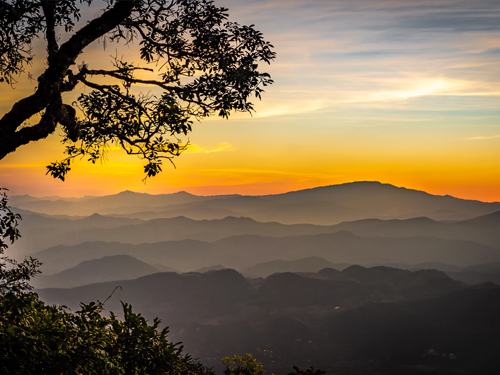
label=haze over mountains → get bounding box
[30,230,499,276]
[11,181,500,224]
[9,181,500,374]
[37,267,500,374]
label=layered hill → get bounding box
[240,257,344,278]
[32,255,173,289]
[36,267,500,373]
[32,229,500,276]
[12,182,500,224]
[36,266,464,324]
[10,208,500,257]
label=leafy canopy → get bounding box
[0,0,275,180]
[0,188,40,295]
[222,354,265,375]
[0,190,214,375]
[0,294,216,375]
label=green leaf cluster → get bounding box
[221,354,265,375]
[0,293,214,375]
[289,366,326,375]
[1,188,40,295]
[1,190,212,374]
[1,191,325,374]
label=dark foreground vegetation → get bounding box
[2,191,277,375]
[4,185,500,374]
[1,189,207,374]
[37,266,500,375]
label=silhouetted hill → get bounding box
[32,255,160,288]
[460,209,500,225]
[13,215,336,254]
[37,266,464,322]
[195,265,228,273]
[445,271,500,286]
[37,266,463,316]
[240,257,341,278]
[33,229,500,275]
[336,264,409,283]
[268,181,500,221]
[464,262,500,273]
[318,267,342,277]
[11,207,500,259]
[33,240,213,274]
[111,205,239,221]
[332,212,500,248]
[372,261,464,272]
[211,232,500,267]
[12,182,500,224]
[36,267,500,374]
[9,211,144,254]
[79,216,329,244]
[116,182,500,224]
[366,261,500,286]
[153,264,181,273]
[38,269,250,322]
[11,190,209,216]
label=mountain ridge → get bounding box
[11,182,500,223]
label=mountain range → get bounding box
[9,208,500,259]
[36,267,500,374]
[11,182,500,224]
[33,255,173,288]
[9,181,500,374]
[31,251,500,290]
[31,228,500,276]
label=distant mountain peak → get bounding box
[114,190,195,197]
[88,213,104,218]
[481,210,500,218]
[172,191,195,196]
[118,190,138,195]
[221,216,257,222]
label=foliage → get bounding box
[0,190,213,374]
[0,188,40,295]
[0,294,214,375]
[288,366,326,375]
[0,0,275,180]
[221,354,265,375]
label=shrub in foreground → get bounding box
[0,292,213,375]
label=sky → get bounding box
[1,0,500,200]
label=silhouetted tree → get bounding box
[0,0,275,180]
[0,188,40,295]
[0,1,275,373]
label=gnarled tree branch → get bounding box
[0,0,275,181]
[0,0,137,157]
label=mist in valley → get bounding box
[9,182,500,374]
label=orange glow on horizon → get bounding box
[3,158,500,203]
[1,1,499,205]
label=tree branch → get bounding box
[0,99,61,160]
[86,68,187,93]
[41,2,58,65]
[0,0,138,159]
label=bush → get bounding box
[0,293,213,375]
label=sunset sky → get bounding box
[1,0,499,200]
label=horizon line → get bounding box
[11,180,500,205]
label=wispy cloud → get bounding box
[185,142,234,154]
[2,0,500,200]
[465,134,500,140]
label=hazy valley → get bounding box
[10,182,500,374]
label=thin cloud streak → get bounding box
[465,134,500,140]
[216,0,500,118]
[185,142,234,154]
[1,0,500,201]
